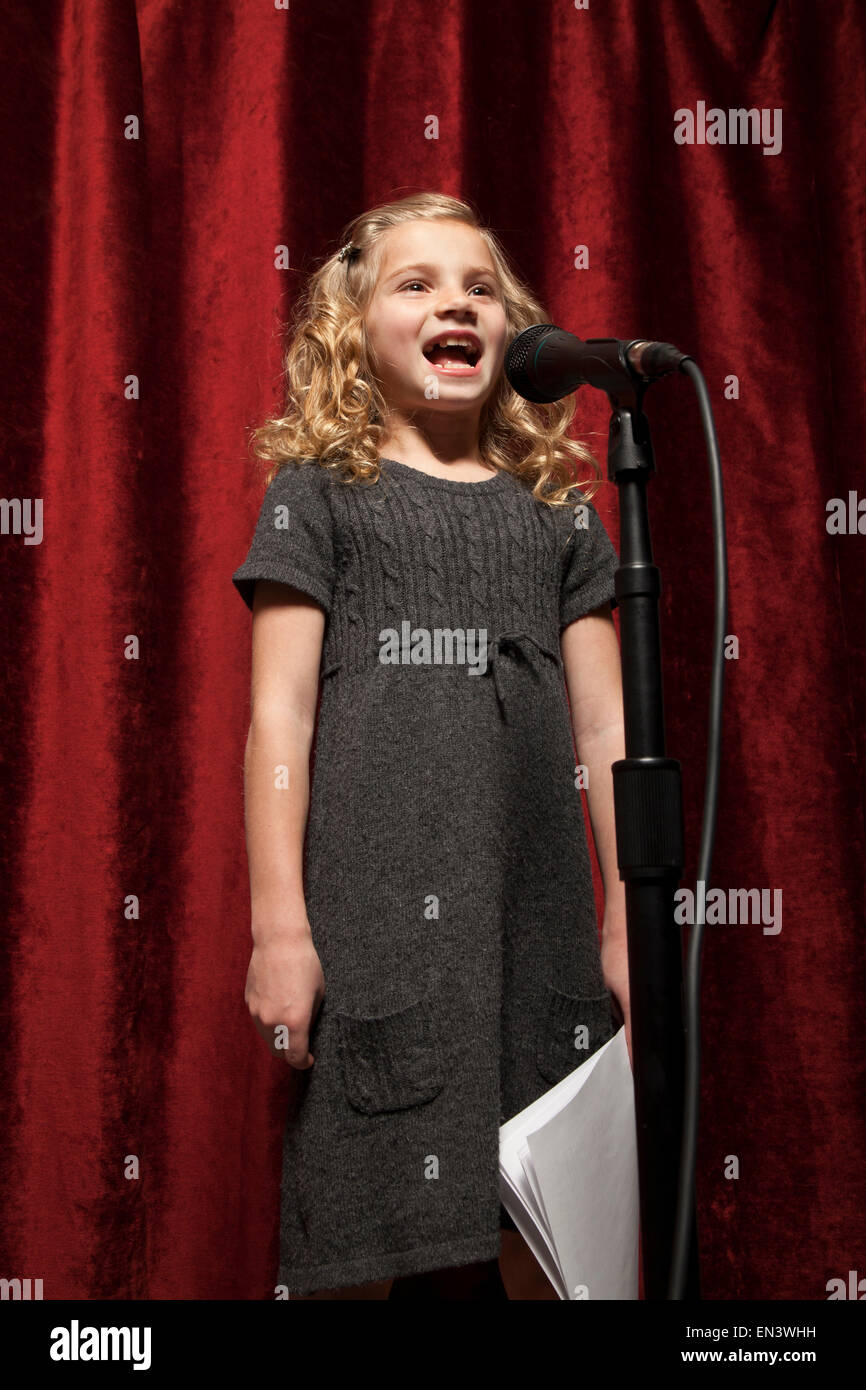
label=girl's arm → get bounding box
[242,580,327,1067]
[561,602,626,921]
[561,603,632,1065]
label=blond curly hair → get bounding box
[248,192,604,507]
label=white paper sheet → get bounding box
[499,1026,639,1299]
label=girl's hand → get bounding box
[245,932,325,1070]
[600,912,633,1073]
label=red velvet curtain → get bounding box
[2,0,863,1301]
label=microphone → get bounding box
[505,323,692,403]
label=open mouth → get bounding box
[421,333,482,372]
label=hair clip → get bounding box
[337,241,360,263]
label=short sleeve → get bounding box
[560,497,619,629]
[231,462,335,614]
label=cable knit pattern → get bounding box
[340,532,363,649]
[499,488,531,625]
[455,493,489,612]
[231,455,620,1295]
[367,488,404,620]
[405,487,447,613]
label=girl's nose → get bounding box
[435,292,475,313]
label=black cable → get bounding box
[666,358,728,1298]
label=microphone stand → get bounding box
[603,383,702,1301]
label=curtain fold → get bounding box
[1,0,863,1299]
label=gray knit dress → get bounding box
[232,455,620,1295]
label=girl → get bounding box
[233,192,631,1301]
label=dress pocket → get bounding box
[536,983,616,1086]
[335,993,445,1116]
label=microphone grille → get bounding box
[505,323,560,403]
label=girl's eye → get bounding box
[400,281,495,295]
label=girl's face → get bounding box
[363,219,508,419]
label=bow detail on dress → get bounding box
[480,630,562,723]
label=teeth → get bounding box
[424,335,480,362]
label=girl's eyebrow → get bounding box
[385,262,499,284]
